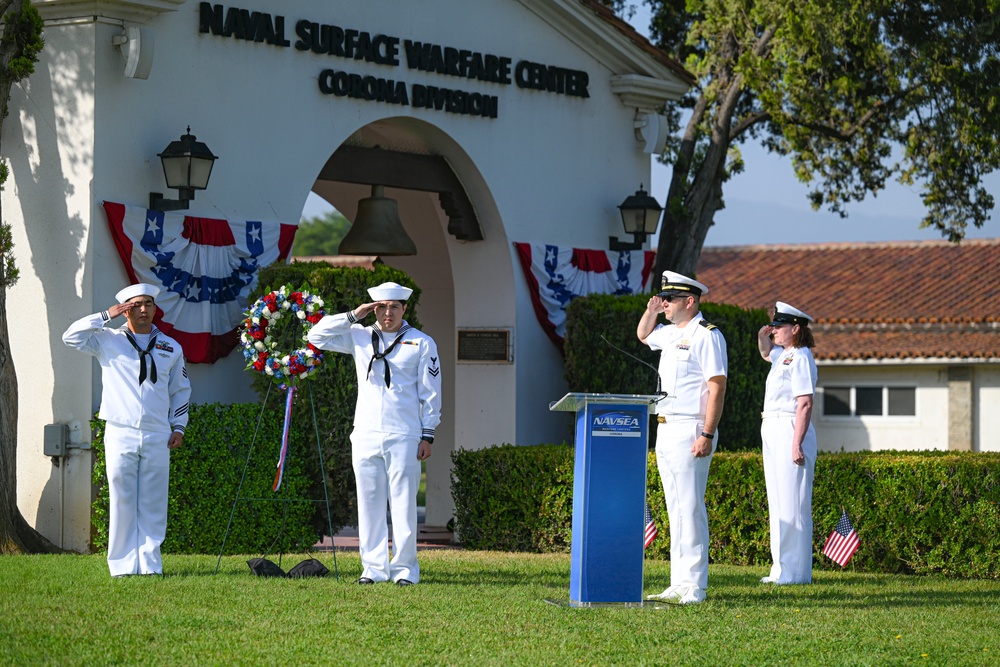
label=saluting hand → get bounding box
[353,302,378,320]
[108,302,135,319]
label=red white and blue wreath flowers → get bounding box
[240,286,325,384]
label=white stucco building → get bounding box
[6,0,692,551]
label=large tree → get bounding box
[0,0,57,554]
[604,0,1000,276]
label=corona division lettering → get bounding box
[318,70,409,106]
[411,85,499,118]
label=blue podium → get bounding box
[550,393,659,607]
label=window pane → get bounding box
[824,387,852,415]
[856,387,883,415]
[887,387,916,416]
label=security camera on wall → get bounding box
[112,26,154,80]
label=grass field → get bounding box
[2,550,998,666]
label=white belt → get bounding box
[656,413,704,423]
[760,410,797,419]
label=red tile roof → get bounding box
[696,239,1000,361]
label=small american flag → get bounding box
[644,502,658,549]
[823,510,860,567]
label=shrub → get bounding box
[91,403,318,555]
[451,445,1000,578]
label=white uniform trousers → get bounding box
[654,419,715,591]
[351,429,422,583]
[104,423,171,576]
[761,417,817,584]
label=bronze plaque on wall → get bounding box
[457,329,511,362]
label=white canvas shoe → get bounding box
[760,575,777,584]
[676,586,706,605]
[646,585,684,601]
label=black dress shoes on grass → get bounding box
[357,577,375,584]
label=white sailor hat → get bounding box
[367,281,413,302]
[771,301,813,326]
[115,283,160,304]
[659,271,709,298]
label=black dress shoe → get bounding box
[395,579,415,587]
[357,577,375,585]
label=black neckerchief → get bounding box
[124,329,158,385]
[367,324,410,388]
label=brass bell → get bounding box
[338,185,417,256]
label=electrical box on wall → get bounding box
[43,423,68,457]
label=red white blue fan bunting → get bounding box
[103,202,296,364]
[514,242,655,350]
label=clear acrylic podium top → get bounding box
[549,392,660,413]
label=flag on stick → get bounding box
[823,510,860,566]
[644,502,658,549]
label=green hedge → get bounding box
[563,294,768,451]
[451,445,1000,578]
[91,403,318,555]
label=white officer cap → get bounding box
[367,281,413,302]
[771,301,813,326]
[659,271,709,298]
[115,283,160,304]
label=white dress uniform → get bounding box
[761,304,818,584]
[646,310,728,593]
[62,286,190,576]
[306,285,441,584]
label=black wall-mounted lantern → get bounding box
[610,185,662,251]
[149,127,218,211]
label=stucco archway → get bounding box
[307,117,518,529]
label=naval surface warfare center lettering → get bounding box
[199,3,590,120]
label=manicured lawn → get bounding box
[1,551,998,666]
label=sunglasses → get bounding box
[659,293,690,302]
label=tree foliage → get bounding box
[602,1,1000,276]
[293,209,351,257]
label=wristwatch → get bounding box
[700,431,715,440]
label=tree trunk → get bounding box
[653,48,747,281]
[0,0,64,554]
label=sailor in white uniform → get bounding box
[307,281,441,586]
[62,283,190,576]
[757,301,818,585]
[638,271,728,605]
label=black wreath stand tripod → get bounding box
[214,381,339,577]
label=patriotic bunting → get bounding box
[103,202,296,364]
[514,242,655,350]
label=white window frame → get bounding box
[818,385,917,418]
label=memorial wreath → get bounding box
[240,286,326,384]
